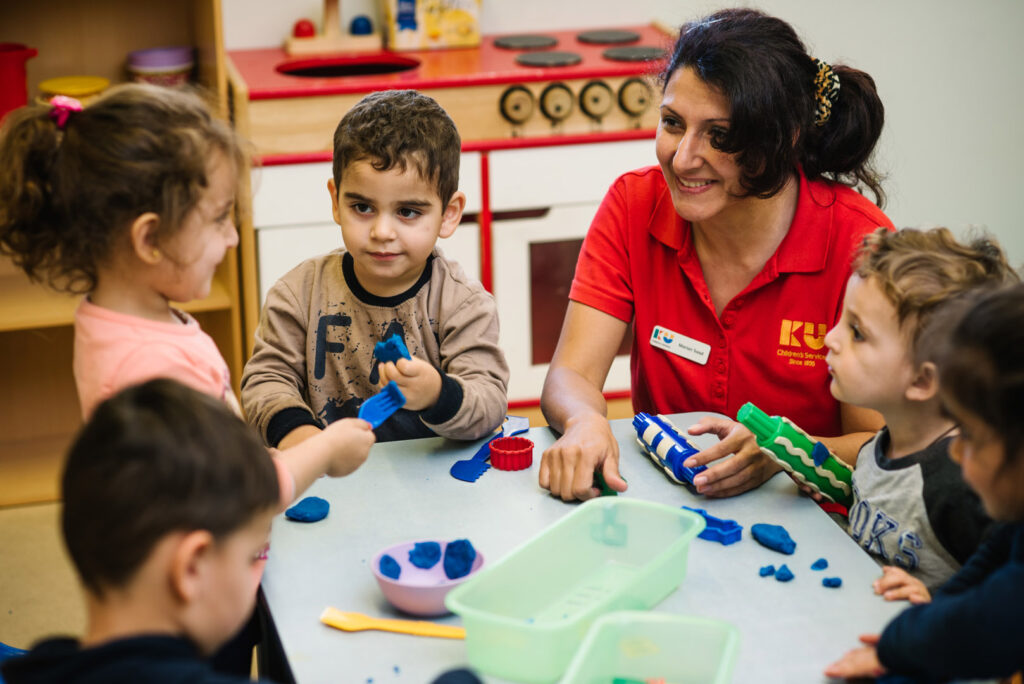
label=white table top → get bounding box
[261,413,903,683]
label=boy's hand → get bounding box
[873,566,932,604]
[377,358,442,411]
[320,417,376,477]
[824,635,886,679]
[681,417,781,497]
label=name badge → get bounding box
[650,325,710,365]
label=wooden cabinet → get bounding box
[0,0,236,506]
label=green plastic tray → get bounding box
[445,499,705,683]
[560,611,740,684]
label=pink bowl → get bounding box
[371,539,485,617]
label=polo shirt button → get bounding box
[722,313,735,327]
[716,360,726,372]
[714,386,725,398]
[718,336,726,347]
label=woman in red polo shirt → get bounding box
[539,8,893,501]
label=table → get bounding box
[259,413,903,683]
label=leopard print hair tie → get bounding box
[812,58,840,126]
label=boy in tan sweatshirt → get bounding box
[242,90,509,445]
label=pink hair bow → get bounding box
[49,95,83,129]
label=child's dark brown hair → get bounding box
[0,83,246,293]
[62,378,279,597]
[331,89,460,205]
[938,283,1024,466]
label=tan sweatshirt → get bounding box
[241,248,509,444]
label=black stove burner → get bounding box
[602,46,667,62]
[495,34,558,50]
[577,29,640,45]
[515,51,583,68]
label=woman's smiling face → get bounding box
[655,67,745,224]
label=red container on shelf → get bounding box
[0,43,38,121]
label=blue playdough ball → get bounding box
[811,557,829,571]
[823,576,842,588]
[775,564,795,582]
[379,554,401,580]
[284,496,330,522]
[443,539,477,580]
[350,15,373,35]
[751,523,796,554]
[409,541,442,569]
[759,564,776,577]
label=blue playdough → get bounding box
[374,334,411,364]
[759,564,776,577]
[379,554,401,580]
[775,564,794,582]
[823,577,842,588]
[284,496,330,522]
[408,541,442,569]
[811,557,829,571]
[443,539,477,579]
[751,523,796,554]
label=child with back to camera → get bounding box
[0,379,281,683]
[241,89,509,447]
[826,283,1024,681]
[823,227,1017,593]
[0,84,375,507]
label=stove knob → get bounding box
[579,81,614,121]
[618,78,653,117]
[539,83,574,123]
[499,85,535,125]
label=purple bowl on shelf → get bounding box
[128,46,194,69]
[371,539,485,617]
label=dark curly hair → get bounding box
[331,89,460,204]
[661,8,886,206]
[0,83,246,293]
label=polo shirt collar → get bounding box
[648,168,833,275]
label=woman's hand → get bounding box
[539,412,628,502]
[823,635,886,679]
[873,566,932,604]
[682,416,781,497]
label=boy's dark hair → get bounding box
[62,379,279,597]
[854,226,1019,364]
[663,7,886,206]
[937,283,1024,466]
[0,83,246,294]
[331,89,460,205]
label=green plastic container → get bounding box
[560,611,740,684]
[445,499,705,683]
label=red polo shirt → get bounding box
[570,166,892,437]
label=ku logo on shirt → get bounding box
[776,319,827,368]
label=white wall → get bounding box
[224,0,1024,265]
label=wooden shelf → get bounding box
[0,271,234,332]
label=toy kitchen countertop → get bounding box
[227,24,671,161]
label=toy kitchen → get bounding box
[228,11,672,403]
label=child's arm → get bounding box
[404,282,509,441]
[272,417,376,505]
[873,566,932,604]
[241,277,322,447]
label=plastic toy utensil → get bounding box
[358,381,406,428]
[681,506,742,545]
[374,334,411,364]
[633,413,707,486]
[320,607,465,639]
[449,415,529,482]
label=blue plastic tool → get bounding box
[374,334,411,364]
[358,381,406,428]
[633,413,707,486]
[681,506,743,544]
